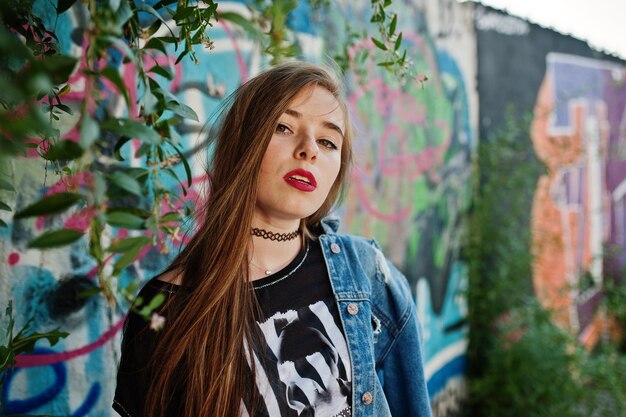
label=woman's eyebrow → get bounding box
[284,108,345,139]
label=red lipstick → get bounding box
[283,169,317,192]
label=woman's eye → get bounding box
[318,139,338,150]
[276,123,291,134]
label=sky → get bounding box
[462,0,626,59]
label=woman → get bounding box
[113,61,432,417]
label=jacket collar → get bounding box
[320,217,340,234]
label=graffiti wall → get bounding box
[532,54,626,345]
[475,5,626,347]
[0,0,477,416]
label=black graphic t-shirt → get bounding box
[113,240,352,417]
[244,239,352,417]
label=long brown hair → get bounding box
[145,61,354,417]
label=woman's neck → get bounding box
[248,220,303,281]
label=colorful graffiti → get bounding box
[531,53,626,346]
[1,1,475,415]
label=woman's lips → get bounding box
[283,169,317,192]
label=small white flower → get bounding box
[150,312,166,331]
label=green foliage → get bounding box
[603,274,626,352]
[369,0,425,83]
[0,0,212,306]
[465,110,541,379]
[254,0,301,63]
[470,302,582,417]
[0,301,69,395]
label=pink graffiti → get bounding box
[351,168,412,222]
[347,33,453,222]
[8,252,20,265]
[15,316,125,368]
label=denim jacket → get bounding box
[319,218,432,417]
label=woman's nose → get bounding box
[294,134,318,161]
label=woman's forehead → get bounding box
[285,85,346,131]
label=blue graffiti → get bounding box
[2,348,101,416]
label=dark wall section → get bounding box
[476,4,623,140]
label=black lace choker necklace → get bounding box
[251,227,300,242]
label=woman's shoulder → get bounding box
[134,269,182,297]
[320,226,414,310]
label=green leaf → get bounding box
[394,32,403,51]
[377,61,395,67]
[79,115,100,148]
[158,36,179,44]
[101,119,161,144]
[108,236,152,252]
[160,211,181,223]
[0,201,11,211]
[137,4,176,38]
[0,345,13,369]
[39,55,78,84]
[101,67,130,107]
[106,212,145,229]
[219,12,263,38]
[175,49,190,65]
[133,296,144,308]
[173,144,192,187]
[173,6,196,20]
[125,167,150,180]
[55,103,73,115]
[370,13,383,23]
[112,241,144,275]
[109,171,143,196]
[166,101,199,122]
[135,143,152,158]
[78,287,103,298]
[27,229,84,249]
[0,219,7,228]
[42,140,84,161]
[14,192,83,219]
[149,64,173,80]
[144,38,168,56]
[40,328,70,346]
[139,293,165,317]
[0,179,16,192]
[145,19,162,38]
[388,14,397,36]
[152,86,177,102]
[371,37,387,51]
